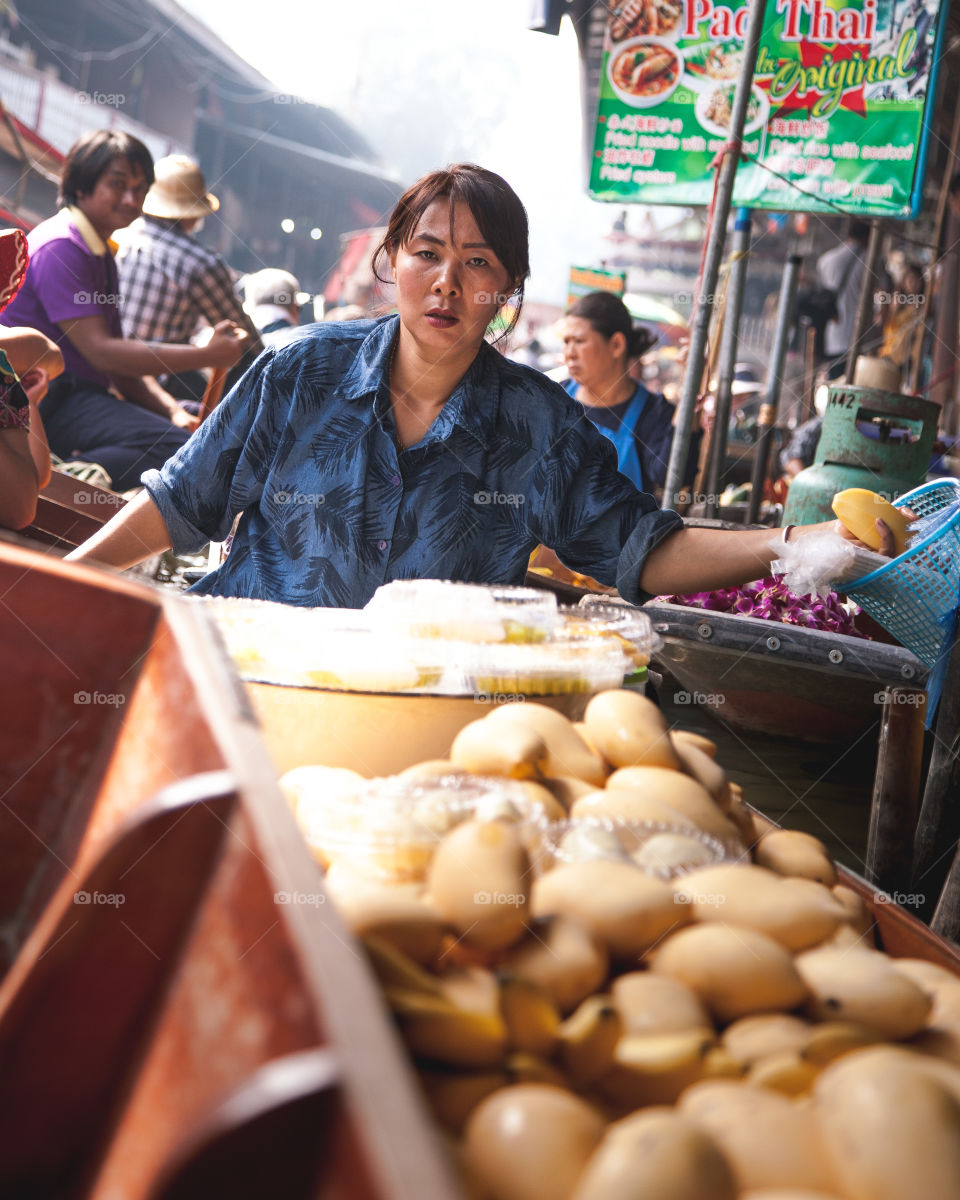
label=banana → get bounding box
[419,1068,508,1134]
[703,1046,747,1080]
[558,995,623,1088]
[505,1052,569,1088]
[328,872,445,964]
[801,1020,886,1066]
[596,1029,715,1110]
[747,1051,820,1096]
[439,965,501,1017]
[362,934,444,997]
[721,1014,813,1068]
[450,719,548,780]
[503,916,609,1015]
[795,946,933,1039]
[498,972,561,1057]
[386,987,507,1068]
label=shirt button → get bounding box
[377,539,388,551]
[391,474,401,486]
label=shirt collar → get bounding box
[66,206,119,257]
[337,313,499,449]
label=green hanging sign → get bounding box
[588,0,949,217]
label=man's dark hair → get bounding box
[846,218,871,244]
[58,130,154,208]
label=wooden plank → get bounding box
[0,775,236,1196]
[912,633,960,921]
[147,1049,340,1200]
[865,686,926,901]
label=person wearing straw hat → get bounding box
[0,131,248,492]
[116,154,262,404]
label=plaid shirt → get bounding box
[115,217,262,352]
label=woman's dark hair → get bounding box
[372,163,530,341]
[566,291,656,359]
[58,130,155,208]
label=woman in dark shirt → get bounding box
[560,291,701,497]
[68,164,896,600]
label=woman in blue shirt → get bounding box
[67,164,895,604]
[561,291,701,497]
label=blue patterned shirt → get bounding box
[142,315,683,607]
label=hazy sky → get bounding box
[178,0,623,305]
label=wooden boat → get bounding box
[1,540,957,1200]
[20,467,126,552]
[0,541,462,1199]
[643,600,928,742]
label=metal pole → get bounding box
[705,209,752,518]
[844,220,885,382]
[746,254,800,525]
[663,0,768,509]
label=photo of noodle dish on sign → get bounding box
[607,37,685,107]
[682,39,744,85]
[695,82,769,137]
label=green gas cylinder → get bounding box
[781,384,940,526]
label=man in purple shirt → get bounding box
[0,130,248,490]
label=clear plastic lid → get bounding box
[566,598,663,667]
[199,597,454,691]
[463,639,629,696]
[536,816,742,880]
[364,580,559,643]
[297,772,551,882]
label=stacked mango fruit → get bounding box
[283,691,960,1200]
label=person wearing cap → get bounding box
[241,268,302,349]
[116,154,262,402]
[0,131,248,492]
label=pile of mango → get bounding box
[285,690,960,1200]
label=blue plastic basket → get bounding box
[843,479,960,669]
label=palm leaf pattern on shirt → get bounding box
[141,315,681,607]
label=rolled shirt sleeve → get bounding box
[525,404,684,603]
[141,347,280,550]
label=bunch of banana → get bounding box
[289,689,960,1199]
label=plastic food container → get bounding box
[296,773,551,882]
[535,817,742,880]
[463,639,629,696]
[201,597,452,692]
[561,599,662,671]
[364,580,560,644]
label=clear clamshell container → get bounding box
[200,596,452,692]
[296,772,551,882]
[363,580,560,644]
[535,816,742,880]
[463,639,630,697]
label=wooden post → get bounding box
[932,846,960,942]
[865,686,926,907]
[912,633,960,923]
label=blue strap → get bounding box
[566,380,649,491]
[925,577,960,730]
[604,386,648,492]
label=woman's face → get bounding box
[389,198,515,358]
[902,269,924,300]
[560,316,623,386]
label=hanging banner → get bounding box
[567,264,627,306]
[588,0,949,217]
